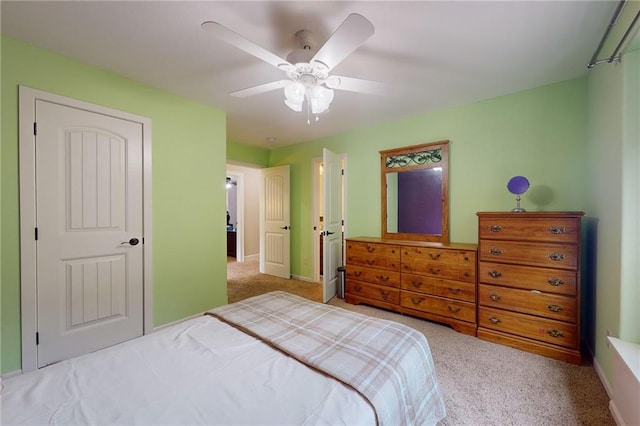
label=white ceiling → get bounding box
[1,1,617,148]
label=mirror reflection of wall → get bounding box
[226,176,237,230]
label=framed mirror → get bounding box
[381,140,449,243]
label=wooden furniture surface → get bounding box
[476,212,584,364]
[345,237,477,335]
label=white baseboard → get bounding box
[152,311,207,332]
[291,274,316,283]
[1,369,24,380]
[243,254,259,262]
[593,355,613,398]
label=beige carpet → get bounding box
[227,258,614,426]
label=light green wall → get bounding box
[1,36,228,374]
[586,34,640,384]
[227,140,270,167]
[268,78,588,279]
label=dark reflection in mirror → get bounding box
[387,168,443,234]
[381,140,449,242]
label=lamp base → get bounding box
[511,207,527,212]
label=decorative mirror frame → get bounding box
[380,140,449,243]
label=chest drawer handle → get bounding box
[353,271,362,277]
[547,329,565,338]
[489,248,503,256]
[427,267,442,275]
[488,270,502,279]
[366,246,376,253]
[428,253,441,260]
[379,290,390,300]
[547,278,565,286]
[488,225,503,232]
[447,305,461,313]
[377,275,390,282]
[448,287,461,294]
[489,293,501,301]
[488,316,501,324]
[549,226,567,234]
[548,252,566,262]
[410,297,424,305]
[354,285,362,292]
[546,304,564,313]
[411,281,423,288]
[365,259,376,266]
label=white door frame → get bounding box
[18,86,153,373]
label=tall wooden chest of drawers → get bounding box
[345,237,477,335]
[476,212,584,364]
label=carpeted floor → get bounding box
[227,257,614,426]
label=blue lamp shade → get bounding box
[507,176,529,212]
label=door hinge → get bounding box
[341,169,344,175]
[36,332,40,345]
[35,227,38,240]
[33,122,37,136]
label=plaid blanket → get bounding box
[207,291,446,426]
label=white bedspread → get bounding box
[1,314,375,425]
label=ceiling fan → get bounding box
[201,14,389,122]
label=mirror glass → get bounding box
[381,141,449,242]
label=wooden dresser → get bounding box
[476,212,584,364]
[345,237,477,335]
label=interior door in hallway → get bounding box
[259,165,291,279]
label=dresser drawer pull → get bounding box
[377,275,390,282]
[379,290,390,301]
[353,271,362,277]
[548,226,567,234]
[427,267,442,275]
[547,329,565,338]
[410,297,424,305]
[365,259,376,266]
[548,252,566,262]
[411,281,423,289]
[488,316,501,324]
[366,245,376,253]
[447,305,461,313]
[489,248,503,256]
[546,304,564,313]
[488,270,502,279]
[547,278,565,286]
[488,225,503,232]
[353,285,363,292]
[428,253,441,260]
[448,287,461,294]
[489,293,501,301]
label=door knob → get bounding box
[280,226,290,230]
[121,238,140,246]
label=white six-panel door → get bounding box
[35,100,144,367]
[259,165,291,279]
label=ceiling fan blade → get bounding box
[311,13,375,72]
[325,76,392,96]
[230,80,290,98]
[201,21,292,70]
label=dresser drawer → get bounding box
[401,259,475,282]
[346,241,401,271]
[478,307,578,348]
[401,292,476,323]
[346,280,400,304]
[478,261,577,296]
[402,274,476,303]
[401,246,475,266]
[478,284,576,323]
[478,240,578,270]
[345,265,400,288]
[479,216,580,243]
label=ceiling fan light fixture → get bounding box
[309,85,334,114]
[284,81,305,112]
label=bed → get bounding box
[1,291,446,425]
